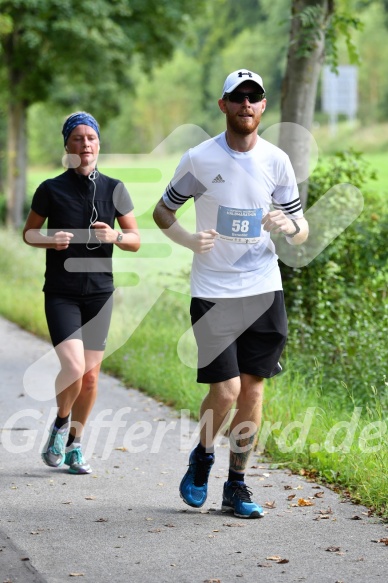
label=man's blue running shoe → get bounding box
[64,446,92,475]
[222,481,264,518]
[41,423,68,468]
[179,449,214,508]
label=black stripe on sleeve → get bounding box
[165,182,192,206]
[272,197,302,214]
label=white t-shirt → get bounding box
[162,132,303,298]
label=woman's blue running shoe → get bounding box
[64,446,92,474]
[41,422,68,468]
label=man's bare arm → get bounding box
[153,198,218,254]
[261,211,308,245]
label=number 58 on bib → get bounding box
[216,205,263,244]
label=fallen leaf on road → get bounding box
[115,446,127,452]
[257,563,272,568]
[264,501,276,509]
[69,573,84,577]
[85,496,95,501]
[297,498,314,507]
[287,494,296,501]
[148,528,164,533]
[266,556,289,563]
[371,538,388,545]
[314,491,324,498]
[349,515,362,520]
[319,507,333,515]
[203,579,221,583]
[326,546,341,553]
[223,523,245,527]
[313,515,330,521]
[94,518,108,522]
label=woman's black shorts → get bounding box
[190,290,288,384]
[44,292,114,350]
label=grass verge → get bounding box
[262,369,388,518]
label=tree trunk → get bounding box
[6,99,27,228]
[0,120,5,194]
[279,0,333,207]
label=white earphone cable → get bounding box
[86,169,101,251]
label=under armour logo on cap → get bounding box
[222,69,265,98]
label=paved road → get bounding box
[0,316,386,583]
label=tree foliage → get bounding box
[0,0,204,226]
[279,0,364,205]
[0,0,200,107]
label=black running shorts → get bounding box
[44,292,114,350]
[190,291,288,384]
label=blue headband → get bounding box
[62,112,100,145]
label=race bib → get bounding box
[216,205,262,243]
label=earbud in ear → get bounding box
[65,145,69,152]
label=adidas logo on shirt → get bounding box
[212,174,225,183]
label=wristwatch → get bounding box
[116,232,123,243]
[286,220,300,238]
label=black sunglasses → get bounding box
[224,91,265,104]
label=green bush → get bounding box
[281,151,388,406]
